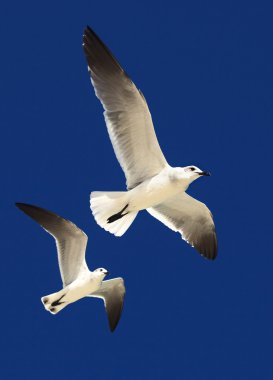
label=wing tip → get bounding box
[108,302,125,333]
[199,234,218,260]
[82,25,101,46]
[84,25,92,34]
[15,202,36,213]
[15,202,50,215]
[82,24,127,77]
[108,279,125,333]
[15,202,27,207]
[109,322,118,333]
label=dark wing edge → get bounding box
[147,197,218,260]
[82,26,169,190]
[89,278,125,332]
[82,25,131,85]
[15,203,88,242]
[185,219,217,260]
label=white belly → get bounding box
[128,170,185,210]
[63,276,101,304]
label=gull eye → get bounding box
[190,167,195,171]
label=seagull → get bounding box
[16,203,125,332]
[83,26,217,260]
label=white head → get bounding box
[181,165,211,184]
[94,267,109,278]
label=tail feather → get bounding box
[41,291,67,314]
[90,191,138,236]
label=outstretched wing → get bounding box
[147,193,217,259]
[82,26,168,190]
[16,203,88,286]
[89,278,125,332]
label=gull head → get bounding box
[94,267,109,278]
[182,165,211,183]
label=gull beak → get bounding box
[105,271,109,276]
[199,170,211,176]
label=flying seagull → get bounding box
[16,203,125,332]
[82,26,217,260]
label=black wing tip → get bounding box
[15,202,46,214]
[82,25,102,57]
[84,25,93,34]
[82,26,92,49]
[83,25,99,44]
[82,24,126,77]
[108,311,122,333]
[15,202,35,212]
[206,251,217,260]
[15,202,26,207]
[109,323,118,333]
[201,238,218,261]
[108,286,125,333]
[194,232,217,260]
[15,202,60,222]
[108,302,124,332]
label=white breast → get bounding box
[128,168,186,211]
[63,273,102,304]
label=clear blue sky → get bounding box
[1,0,273,379]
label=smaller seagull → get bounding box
[16,203,125,332]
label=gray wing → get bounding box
[88,278,125,332]
[16,203,88,286]
[147,193,217,260]
[82,26,168,190]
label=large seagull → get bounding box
[16,203,125,332]
[83,26,217,260]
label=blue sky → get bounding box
[1,0,273,378]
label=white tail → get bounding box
[90,191,138,236]
[41,291,68,315]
